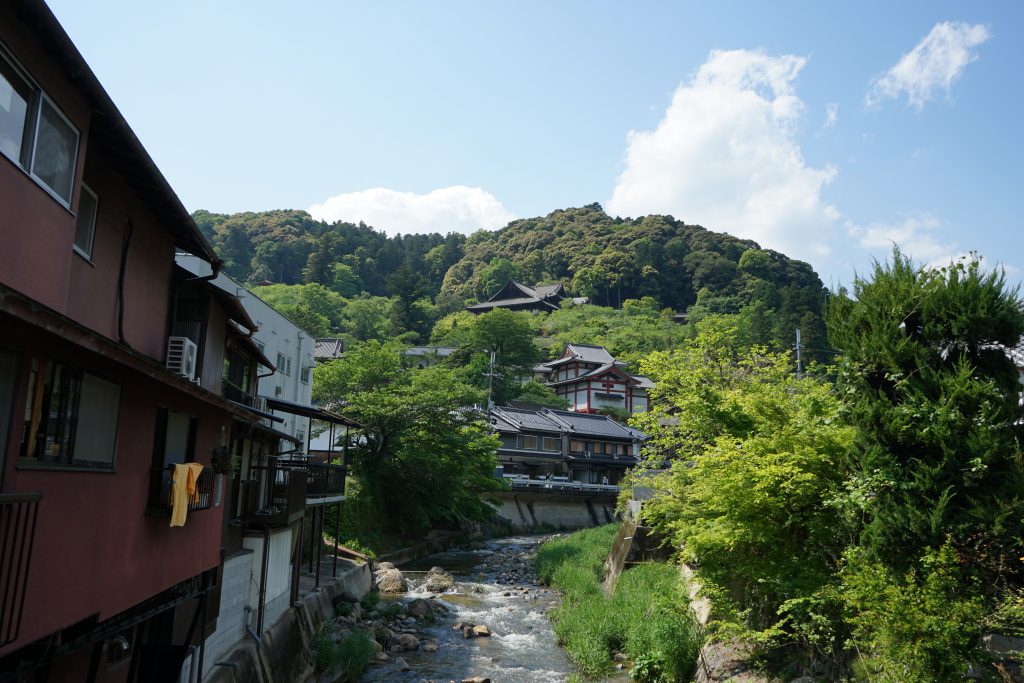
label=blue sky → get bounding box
[45,1,1024,287]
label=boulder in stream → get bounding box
[407,598,432,618]
[424,566,455,592]
[375,568,407,593]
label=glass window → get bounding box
[73,183,98,258]
[0,55,32,165]
[30,95,78,205]
[300,365,310,384]
[20,358,120,468]
[542,436,558,451]
[519,435,538,450]
[569,440,583,452]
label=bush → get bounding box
[840,543,985,682]
[314,628,375,679]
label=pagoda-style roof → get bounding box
[466,280,566,314]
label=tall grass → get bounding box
[536,525,701,682]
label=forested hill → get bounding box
[192,209,467,297]
[192,204,829,353]
[443,203,829,352]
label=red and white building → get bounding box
[540,344,653,415]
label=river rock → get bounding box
[472,624,491,637]
[424,566,455,592]
[396,633,420,651]
[423,638,439,652]
[395,657,410,672]
[462,677,491,683]
[408,598,432,618]
[375,567,407,593]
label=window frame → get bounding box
[29,92,79,207]
[541,436,558,451]
[0,46,80,209]
[73,182,98,260]
[518,434,538,450]
[19,358,121,471]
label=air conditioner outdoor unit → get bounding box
[166,336,198,381]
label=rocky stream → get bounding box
[318,535,622,683]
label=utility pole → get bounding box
[484,350,498,411]
[795,328,803,379]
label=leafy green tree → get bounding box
[330,263,362,297]
[452,309,542,405]
[827,251,1024,577]
[477,257,522,298]
[513,381,568,409]
[633,321,854,660]
[313,341,502,536]
[341,295,393,342]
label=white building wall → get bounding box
[175,254,316,446]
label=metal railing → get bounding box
[276,458,346,499]
[502,475,620,495]
[147,466,214,515]
[1,491,42,647]
[237,458,307,526]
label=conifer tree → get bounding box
[828,250,1024,581]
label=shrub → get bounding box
[314,628,375,679]
[840,543,985,682]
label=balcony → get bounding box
[277,458,346,502]
[146,466,214,516]
[1,491,42,647]
[236,459,307,526]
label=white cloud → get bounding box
[308,185,515,235]
[823,102,839,129]
[851,214,962,267]
[607,49,840,263]
[866,22,989,110]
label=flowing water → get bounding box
[360,535,585,683]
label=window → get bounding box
[518,435,538,450]
[0,49,80,207]
[542,436,558,451]
[276,352,292,376]
[20,358,120,468]
[300,365,310,384]
[570,439,583,453]
[73,183,98,258]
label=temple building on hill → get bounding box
[538,343,653,414]
[466,280,573,314]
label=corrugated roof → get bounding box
[315,338,344,360]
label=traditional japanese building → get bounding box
[466,280,567,314]
[489,406,643,485]
[539,343,653,414]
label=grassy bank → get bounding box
[536,525,701,682]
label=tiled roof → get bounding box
[467,296,560,311]
[546,363,640,388]
[544,409,646,440]
[630,374,655,389]
[490,406,564,433]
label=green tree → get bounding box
[633,321,854,660]
[827,251,1024,576]
[453,309,542,405]
[313,341,502,536]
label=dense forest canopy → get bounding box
[193,204,830,355]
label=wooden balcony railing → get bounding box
[236,460,307,526]
[146,466,214,516]
[1,491,42,647]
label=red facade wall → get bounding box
[0,3,175,365]
[0,321,227,657]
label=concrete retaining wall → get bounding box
[201,562,372,683]
[491,491,616,530]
